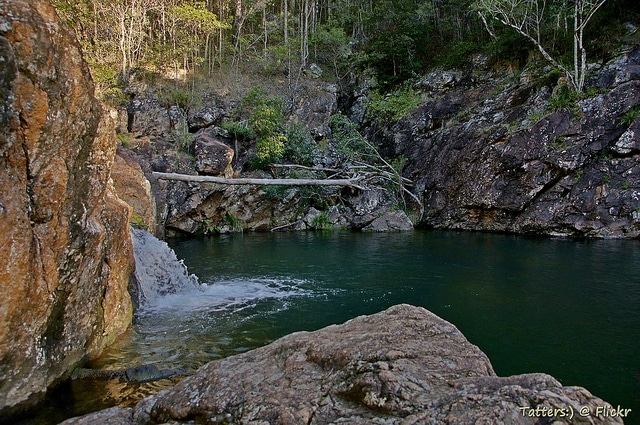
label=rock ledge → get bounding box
[62,304,621,424]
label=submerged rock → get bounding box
[61,305,620,424]
[72,364,186,384]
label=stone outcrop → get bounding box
[112,147,157,232]
[61,304,621,425]
[383,50,640,238]
[0,0,134,414]
[193,132,234,177]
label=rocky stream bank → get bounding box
[113,44,640,239]
[61,305,624,425]
[1,0,638,421]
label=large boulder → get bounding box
[0,0,134,414]
[194,132,234,177]
[61,305,621,424]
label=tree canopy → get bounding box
[52,0,638,93]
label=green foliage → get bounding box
[172,123,196,153]
[329,112,374,162]
[390,156,408,180]
[309,25,353,79]
[200,218,220,236]
[366,86,421,124]
[311,211,331,230]
[250,104,285,138]
[622,105,640,126]
[237,87,284,119]
[549,84,576,111]
[250,103,287,165]
[221,121,256,140]
[261,44,290,75]
[224,88,288,167]
[159,87,201,112]
[285,122,320,166]
[262,185,288,200]
[55,0,636,98]
[256,133,287,164]
[117,133,134,148]
[130,213,145,229]
[223,211,243,232]
[436,40,482,69]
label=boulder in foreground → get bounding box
[62,304,622,424]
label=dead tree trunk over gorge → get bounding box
[153,171,367,190]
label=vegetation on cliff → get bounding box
[51,0,640,237]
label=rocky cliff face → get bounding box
[116,48,640,238]
[380,51,640,238]
[60,305,621,425]
[0,0,134,413]
[117,82,413,235]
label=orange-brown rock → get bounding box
[0,0,134,414]
[112,148,157,233]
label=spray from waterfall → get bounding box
[130,227,200,309]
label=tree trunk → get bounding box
[152,172,365,190]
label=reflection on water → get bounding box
[25,231,640,424]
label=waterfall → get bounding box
[130,227,200,309]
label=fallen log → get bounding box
[152,172,366,190]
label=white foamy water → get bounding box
[130,227,312,315]
[130,227,200,307]
[141,277,313,315]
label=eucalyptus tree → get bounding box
[473,0,607,92]
[167,2,229,74]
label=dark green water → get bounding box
[20,230,640,424]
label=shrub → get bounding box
[172,123,195,153]
[223,211,243,232]
[366,86,421,124]
[159,87,201,112]
[622,105,640,126]
[256,133,287,164]
[285,122,319,166]
[329,112,374,161]
[311,211,331,230]
[221,120,256,140]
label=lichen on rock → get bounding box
[0,0,134,413]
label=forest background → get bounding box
[53,0,640,108]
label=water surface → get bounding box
[28,231,640,424]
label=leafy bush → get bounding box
[223,211,243,232]
[329,112,373,161]
[159,87,200,111]
[256,133,287,164]
[366,86,421,124]
[172,123,195,153]
[250,103,287,165]
[311,211,331,230]
[221,120,256,140]
[436,40,481,69]
[285,122,319,166]
[622,105,640,126]
[549,84,576,111]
